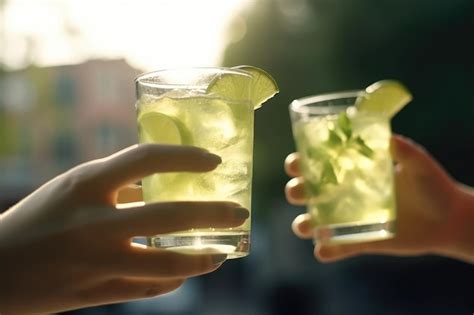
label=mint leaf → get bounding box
[328,129,343,147]
[353,136,374,158]
[304,161,337,196]
[321,161,338,185]
[337,112,352,139]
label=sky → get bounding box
[0,0,252,71]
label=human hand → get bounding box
[0,144,249,315]
[285,135,474,263]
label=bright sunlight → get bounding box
[0,0,253,71]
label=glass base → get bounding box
[314,220,395,244]
[147,232,250,259]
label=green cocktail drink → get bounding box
[135,67,278,258]
[289,82,411,244]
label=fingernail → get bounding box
[203,152,222,164]
[212,254,227,265]
[234,207,250,220]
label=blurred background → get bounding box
[1,0,473,314]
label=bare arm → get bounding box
[0,144,248,315]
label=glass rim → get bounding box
[289,90,364,114]
[135,66,253,90]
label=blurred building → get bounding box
[0,59,141,200]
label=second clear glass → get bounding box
[289,91,396,244]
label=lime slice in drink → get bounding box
[138,112,192,145]
[356,80,412,118]
[232,65,279,109]
[207,65,279,110]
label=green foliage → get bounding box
[222,0,474,215]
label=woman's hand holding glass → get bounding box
[285,135,474,264]
[0,144,249,315]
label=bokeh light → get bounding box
[0,0,253,71]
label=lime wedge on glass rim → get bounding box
[232,65,279,109]
[138,111,192,145]
[356,80,412,118]
[207,65,279,109]
[138,66,277,147]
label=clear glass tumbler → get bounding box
[289,91,396,244]
[135,68,254,258]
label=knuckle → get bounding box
[129,144,156,166]
[52,161,114,208]
[59,165,94,195]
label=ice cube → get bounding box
[365,159,394,200]
[214,158,250,196]
[302,117,330,145]
[183,97,239,150]
[352,117,391,150]
[332,198,359,222]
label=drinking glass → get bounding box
[135,68,254,258]
[289,91,396,244]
